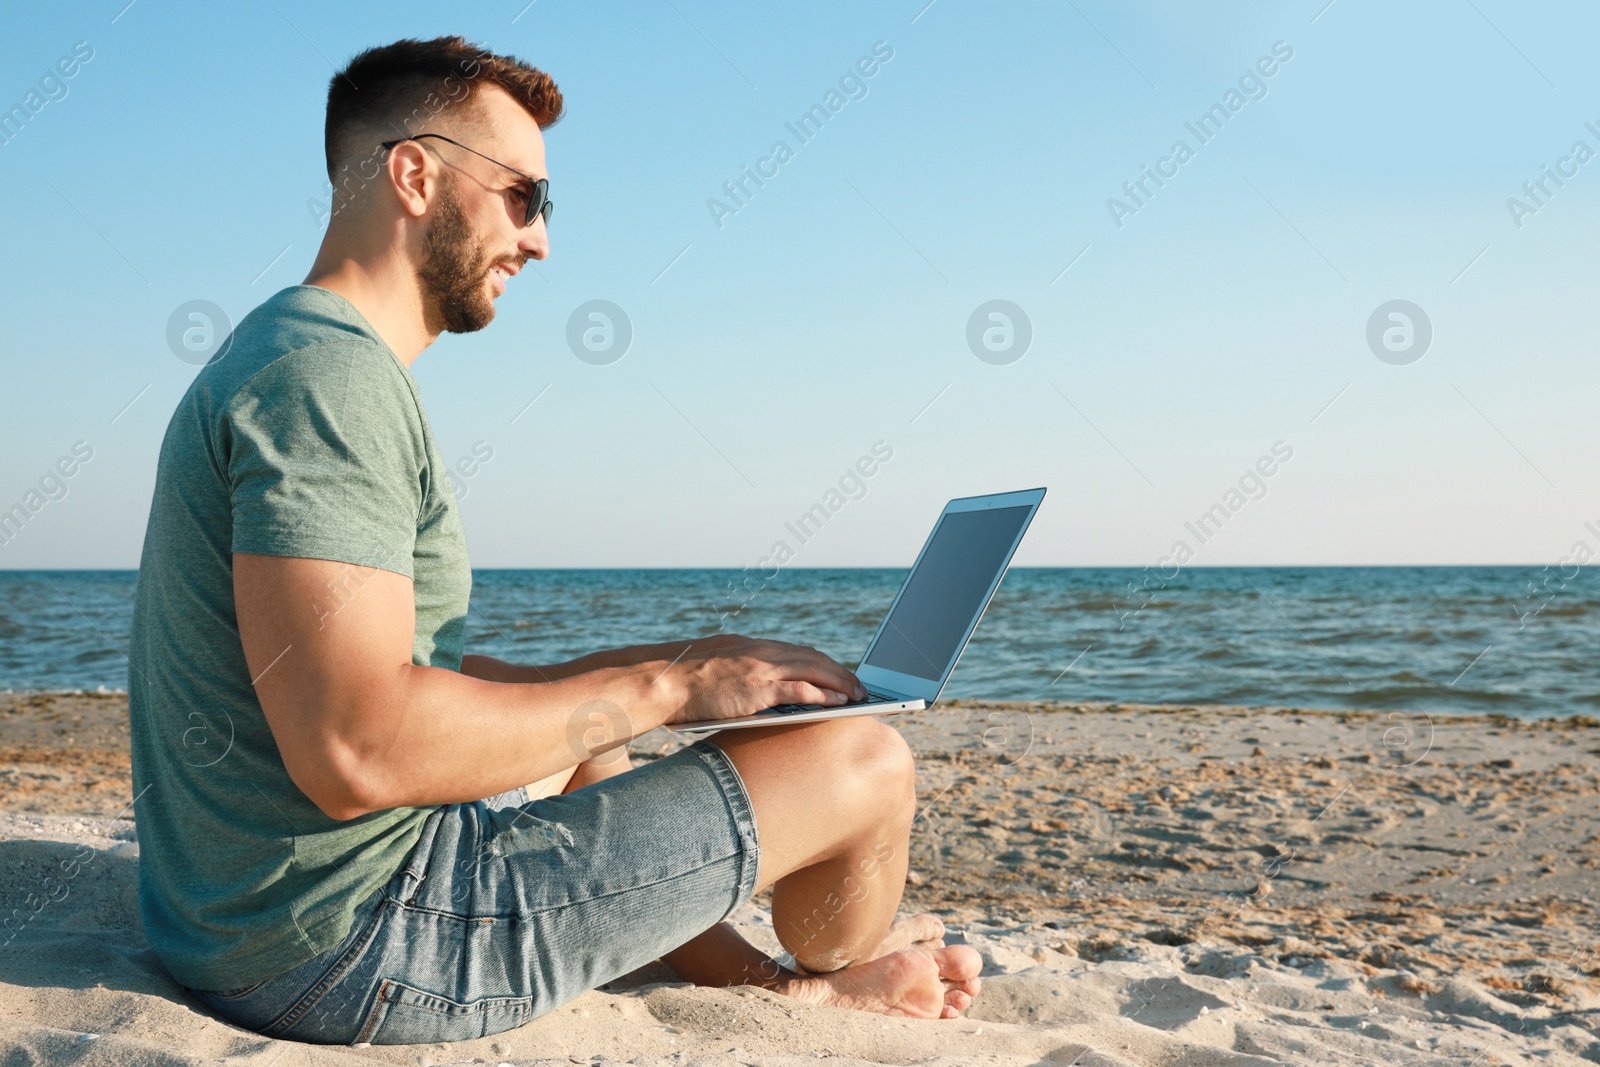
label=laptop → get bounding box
[669,487,1046,733]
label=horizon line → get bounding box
[0,562,1575,573]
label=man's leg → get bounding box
[716,716,914,967]
[663,717,981,1018]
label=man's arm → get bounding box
[460,636,742,685]
[234,554,864,822]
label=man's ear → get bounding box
[387,141,434,219]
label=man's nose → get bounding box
[519,218,548,261]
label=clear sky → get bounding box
[1,0,1595,570]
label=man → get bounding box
[128,36,981,1044]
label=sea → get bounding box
[1,567,1594,719]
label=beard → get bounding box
[417,177,497,334]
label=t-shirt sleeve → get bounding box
[225,341,426,579]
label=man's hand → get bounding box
[657,635,867,724]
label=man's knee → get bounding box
[811,717,916,814]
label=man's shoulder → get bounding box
[196,286,414,416]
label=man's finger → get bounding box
[784,683,848,707]
[782,646,861,690]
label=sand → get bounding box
[1,690,1597,1065]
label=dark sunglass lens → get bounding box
[541,200,553,225]
[524,182,548,227]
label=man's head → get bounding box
[324,37,562,334]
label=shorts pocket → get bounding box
[355,979,535,1045]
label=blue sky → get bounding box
[1,0,1596,569]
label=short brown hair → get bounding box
[324,35,562,183]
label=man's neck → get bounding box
[302,250,438,367]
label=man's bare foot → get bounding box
[778,945,982,1019]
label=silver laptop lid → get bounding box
[855,487,1046,705]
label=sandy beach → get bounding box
[1,689,1596,1065]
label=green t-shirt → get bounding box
[128,284,472,991]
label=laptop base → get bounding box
[665,696,926,734]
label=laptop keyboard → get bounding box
[762,691,900,716]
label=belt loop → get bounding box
[398,807,445,905]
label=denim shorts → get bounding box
[187,739,760,1044]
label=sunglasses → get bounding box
[379,133,553,228]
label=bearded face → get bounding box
[417,175,498,334]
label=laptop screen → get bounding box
[861,504,1033,681]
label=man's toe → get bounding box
[933,945,983,981]
[905,913,945,943]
